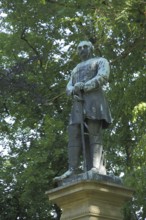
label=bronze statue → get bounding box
[54,41,112,181]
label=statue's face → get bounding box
[77,41,93,61]
[77,41,91,61]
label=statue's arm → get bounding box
[84,58,110,92]
[66,74,74,96]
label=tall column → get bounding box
[47,174,133,220]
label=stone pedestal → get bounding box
[47,174,133,220]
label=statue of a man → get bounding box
[54,41,112,181]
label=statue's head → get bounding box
[77,41,94,61]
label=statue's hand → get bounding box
[73,95,83,101]
[84,80,99,92]
[74,82,84,93]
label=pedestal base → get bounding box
[47,175,133,220]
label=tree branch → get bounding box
[111,35,145,64]
[21,28,43,67]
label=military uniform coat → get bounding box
[66,57,112,129]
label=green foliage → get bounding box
[0,0,146,219]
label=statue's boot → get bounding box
[90,143,106,175]
[53,146,80,182]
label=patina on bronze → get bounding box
[54,41,112,182]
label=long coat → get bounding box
[66,57,112,129]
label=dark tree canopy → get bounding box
[0,0,146,219]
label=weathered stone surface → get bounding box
[47,176,133,220]
[57,170,122,187]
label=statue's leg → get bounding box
[87,119,106,174]
[53,124,81,181]
[68,124,81,172]
[84,133,91,171]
